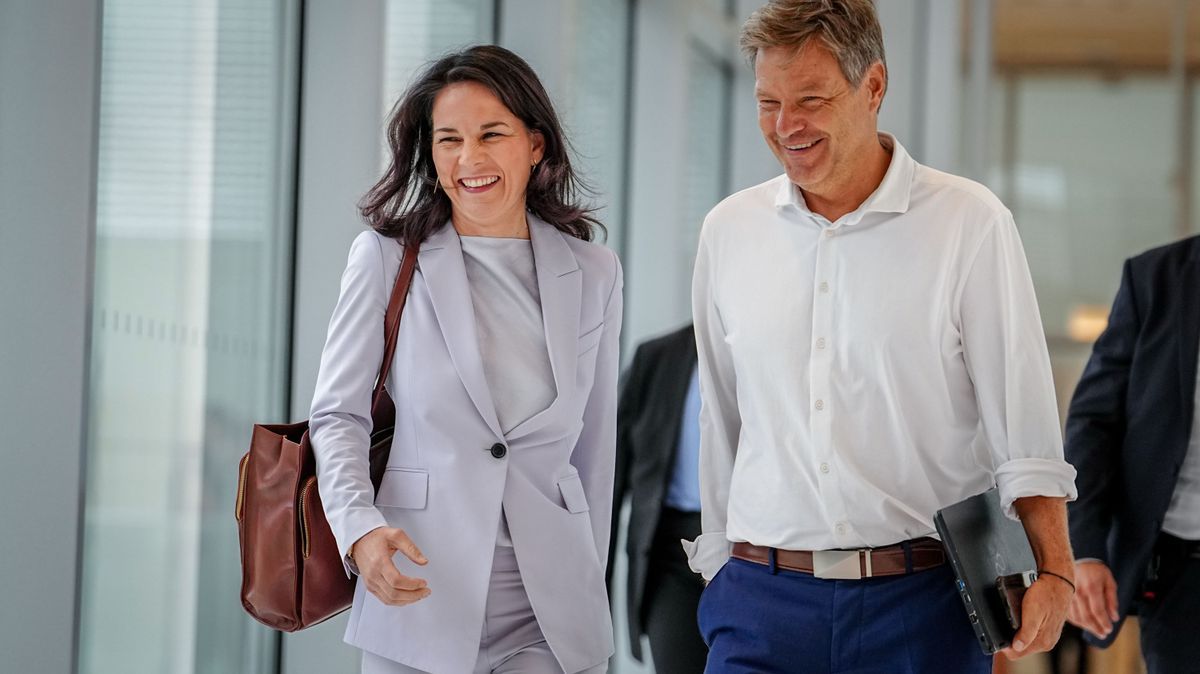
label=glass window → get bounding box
[383,0,494,121]
[987,1,1184,339]
[679,44,732,308]
[77,1,298,672]
[555,0,632,252]
[1000,75,1177,335]
[972,0,1197,417]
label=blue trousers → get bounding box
[697,557,992,674]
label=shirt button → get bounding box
[835,522,847,535]
[820,462,830,474]
[489,442,507,459]
[824,229,835,238]
[814,399,824,411]
[819,282,830,293]
[816,337,826,349]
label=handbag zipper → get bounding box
[299,476,316,559]
[235,453,250,521]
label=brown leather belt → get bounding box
[731,538,946,580]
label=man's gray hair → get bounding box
[740,0,886,90]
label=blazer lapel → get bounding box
[418,222,504,439]
[506,216,581,440]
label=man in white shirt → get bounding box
[1064,235,1200,674]
[685,2,1079,671]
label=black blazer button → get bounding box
[489,442,507,459]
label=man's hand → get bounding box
[1000,570,1074,659]
[1003,495,1074,660]
[1066,560,1120,639]
[350,527,431,606]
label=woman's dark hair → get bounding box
[360,45,601,243]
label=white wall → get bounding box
[0,1,102,672]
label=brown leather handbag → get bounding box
[236,243,418,632]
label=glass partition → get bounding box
[383,0,495,126]
[77,1,299,672]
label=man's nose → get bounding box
[776,106,806,140]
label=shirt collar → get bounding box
[774,132,916,226]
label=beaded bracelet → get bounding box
[1037,568,1076,594]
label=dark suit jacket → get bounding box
[607,324,697,662]
[1065,234,1200,647]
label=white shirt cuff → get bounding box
[682,531,733,581]
[994,457,1079,520]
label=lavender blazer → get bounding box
[309,217,622,673]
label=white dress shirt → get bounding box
[685,134,1078,580]
[1162,341,1200,539]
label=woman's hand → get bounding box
[351,527,431,606]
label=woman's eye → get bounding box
[436,137,460,144]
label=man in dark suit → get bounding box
[609,323,707,673]
[1065,234,1200,674]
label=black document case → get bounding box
[933,487,1036,654]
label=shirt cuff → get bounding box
[994,457,1079,520]
[682,531,733,581]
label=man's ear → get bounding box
[864,61,887,113]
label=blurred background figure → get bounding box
[1065,235,1200,674]
[610,323,707,674]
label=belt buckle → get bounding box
[812,549,865,580]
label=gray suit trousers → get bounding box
[360,546,607,674]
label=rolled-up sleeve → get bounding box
[959,212,1078,518]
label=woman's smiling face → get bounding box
[430,81,545,234]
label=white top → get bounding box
[460,234,556,546]
[1163,342,1200,539]
[684,134,1078,580]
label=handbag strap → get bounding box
[371,242,419,403]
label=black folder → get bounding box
[933,487,1036,655]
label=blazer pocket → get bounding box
[577,323,604,357]
[375,468,429,509]
[557,473,590,513]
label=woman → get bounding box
[308,45,622,674]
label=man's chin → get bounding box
[783,167,819,191]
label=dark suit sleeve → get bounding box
[607,343,647,591]
[1065,260,1142,562]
